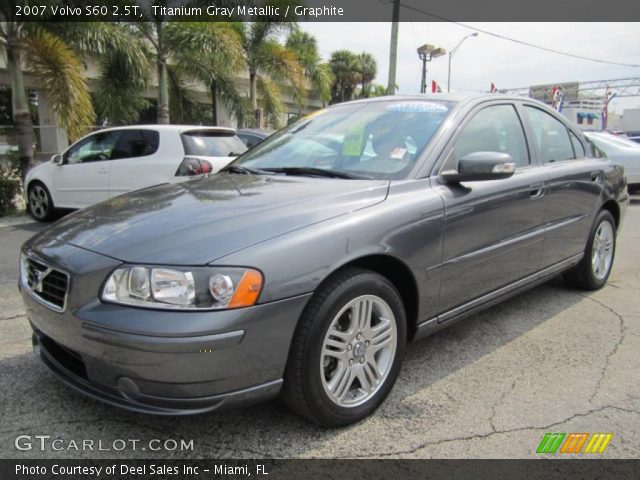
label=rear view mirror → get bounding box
[51,154,63,165]
[441,152,515,183]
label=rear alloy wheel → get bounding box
[28,183,55,222]
[283,267,406,426]
[565,210,616,290]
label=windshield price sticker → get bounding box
[387,102,449,113]
[342,126,366,157]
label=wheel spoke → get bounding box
[363,357,381,384]
[598,254,607,276]
[330,366,354,401]
[323,336,349,360]
[369,319,393,352]
[352,298,373,331]
[356,364,374,394]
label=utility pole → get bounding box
[387,0,400,95]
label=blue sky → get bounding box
[302,22,640,113]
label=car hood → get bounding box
[35,173,389,265]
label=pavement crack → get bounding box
[0,314,24,322]
[339,405,638,458]
[488,370,523,433]
[574,293,626,403]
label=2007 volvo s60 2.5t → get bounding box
[20,94,628,426]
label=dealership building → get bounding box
[0,53,322,159]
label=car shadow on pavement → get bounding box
[0,276,590,459]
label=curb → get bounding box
[0,215,36,229]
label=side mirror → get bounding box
[51,154,63,165]
[441,152,515,183]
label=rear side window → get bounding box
[238,133,263,148]
[181,131,247,157]
[569,131,586,158]
[524,106,575,162]
[111,129,159,160]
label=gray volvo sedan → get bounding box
[20,94,628,426]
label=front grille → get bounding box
[24,257,69,311]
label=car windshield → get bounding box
[181,131,247,157]
[230,100,454,179]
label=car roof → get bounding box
[335,93,536,106]
[95,125,237,134]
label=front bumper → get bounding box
[21,239,311,415]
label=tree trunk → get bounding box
[210,79,218,126]
[157,60,170,124]
[6,36,34,179]
[249,71,259,128]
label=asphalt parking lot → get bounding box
[1,202,639,459]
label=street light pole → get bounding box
[419,53,428,94]
[417,44,446,94]
[447,32,478,93]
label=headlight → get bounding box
[101,266,263,310]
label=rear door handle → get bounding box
[530,183,545,199]
[98,167,108,174]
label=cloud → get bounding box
[302,22,640,112]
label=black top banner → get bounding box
[5,0,640,22]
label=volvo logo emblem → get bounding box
[33,268,51,293]
[353,342,365,358]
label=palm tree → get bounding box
[329,50,360,104]
[286,29,333,108]
[132,8,244,125]
[357,52,377,98]
[0,12,148,178]
[167,22,247,126]
[235,22,304,128]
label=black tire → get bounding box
[565,210,616,290]
[27,182,55,222]
[282,267,407,427]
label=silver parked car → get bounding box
[584,131,640,193]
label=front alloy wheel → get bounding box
[320,295,397,407]
[28,183,54,221]
[283,267,406,426]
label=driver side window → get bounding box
[65,131,120,165]
[452,104,530,169]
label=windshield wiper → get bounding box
[220,165,274,175]
[268,167,372,180]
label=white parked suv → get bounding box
[25,125,247,221]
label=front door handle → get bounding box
[98,168,108,174]
[530,183,545,199]
[591,171,601,183]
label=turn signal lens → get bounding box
[228,269,263,309]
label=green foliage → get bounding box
[286,28,333,106]
[0,166,23,217]
[329,50,360,104]
[329,49,379,103]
